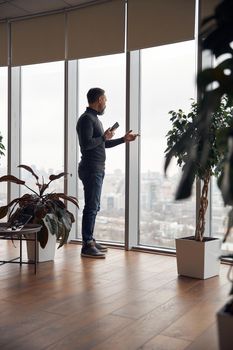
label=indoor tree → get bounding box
[165,96,233,241]
[164,0,233,318]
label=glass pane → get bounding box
[21,61,64,194]
[0,67,8,221]
[211,54,232,251]
[140,41,196,249]
[212,178,231,247]
[77,54,126,243]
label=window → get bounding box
[211,54,232,250]
[0,67,8,217]
[21,61,64,193]
[139,41,196,249]
[77,54,126,243]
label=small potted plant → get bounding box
[165,97,233,279]
[0,164,79,261]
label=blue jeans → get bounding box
[78,167,105,243]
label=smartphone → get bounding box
[110,122,119,131]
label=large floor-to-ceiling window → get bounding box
[21,61,64,193]
[0,67,8,217]
[139,41,196,249]
[211,54,232,249]
[77,53,126,243]
[4,50,228,251]
[3,1,230,254]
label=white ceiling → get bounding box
[0,0,100,20]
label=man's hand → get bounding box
[104,128,115,140]
[124,130,140,143]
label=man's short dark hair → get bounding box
[87,88,105,104]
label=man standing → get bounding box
[77,87,139,258]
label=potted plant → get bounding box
[165,97,233,279]
[0,164,79,261]
[196,1,233,347]
[164,0,233,345]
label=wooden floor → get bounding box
[0,241,230,350]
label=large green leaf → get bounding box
[49,205,73,248]
[196,0,233,208]
[44,214,58,236]
[57,212,72,249]
[201,1,233,58]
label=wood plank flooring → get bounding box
[0,240,230,350]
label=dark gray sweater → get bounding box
[77,107,124,171]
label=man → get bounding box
[77,87,139,258]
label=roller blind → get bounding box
[67,0,125,60]
[127,0,196,51]
[11,13,65,66]
[0,23,8,66]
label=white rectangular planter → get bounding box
[217,305,233,350]
[175,236,221,279]
[27,232,57,262]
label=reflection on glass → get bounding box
[140,41,196,249]
[0,67,8,220]
[78,54,126,243]
[21,61,64,193]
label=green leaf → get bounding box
[44,214,58,236]
[57,212,72,249]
